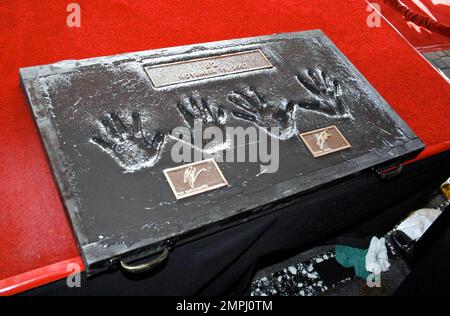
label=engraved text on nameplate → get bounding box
[144,50,273,88]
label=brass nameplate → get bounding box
[299,125,351,157]
[145,50,273,88]
[163,159,228,200]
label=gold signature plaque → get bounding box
[298,125,351,158]
[163,158,229,200]
[145,50,273,88]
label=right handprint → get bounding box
[295,67,352,118]
[227,87,296,135]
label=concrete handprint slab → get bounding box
[20,31,423,275]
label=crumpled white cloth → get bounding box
[397,208,442,241]
[365,237,390,275]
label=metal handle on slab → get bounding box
[120,247,169,274]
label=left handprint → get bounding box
[91,112,165,172]
[176,95,229,151]
[177,95,226,129]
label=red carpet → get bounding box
[0,0,449,292]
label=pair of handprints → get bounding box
[91,68,350,170]
[176,67,348,129]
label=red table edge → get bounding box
[407,141,450,164]
[0,257,83,296]
[1,141,449,296]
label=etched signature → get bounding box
[315,129,333,151]
[183,166,207,189]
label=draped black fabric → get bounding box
[394,226,450,295]
[23,151,450,296]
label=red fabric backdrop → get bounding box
[0,0,449,292]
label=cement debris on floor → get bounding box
[249,241,410,296]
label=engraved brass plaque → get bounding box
[145,50,273,88]
[163,159,228,199]
[299,125,351,157]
